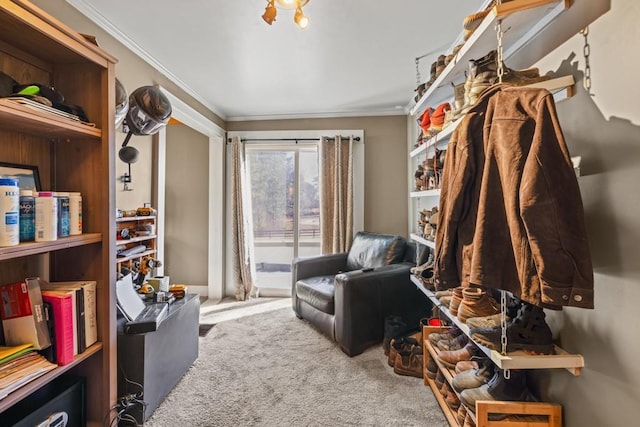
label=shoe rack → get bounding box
[409,0,607,116]
[407,1,612,425]
[422,325,563,427]
[407,0,611,243]
[413,277,584,375]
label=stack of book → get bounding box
[0,344,56,400]
[0,277,98,399]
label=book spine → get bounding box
[84,282,97,347]
[75,289,86,354]
[42,293,74,366]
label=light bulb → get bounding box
[276,0,297,7]
[294,7,309,29]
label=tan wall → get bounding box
[29,0,225,212]
[164,124,209,286]
[533,1,640,426]
[227,116,409,236]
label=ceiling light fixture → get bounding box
[262,0,310,29]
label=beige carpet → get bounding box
[144,306,447,426]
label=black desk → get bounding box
[117,293,199,423]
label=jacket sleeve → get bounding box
[434,120,474,290]
[519,93,594,309]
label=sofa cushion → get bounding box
[296,275,335,314]
[346,232,407,271]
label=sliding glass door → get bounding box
[246,144,320,292]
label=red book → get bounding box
[41,291,74,366]
[0,279,51,350]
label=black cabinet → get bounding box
[117,294,199,423]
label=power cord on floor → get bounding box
[103,371,148,426]
[103,393,148,427]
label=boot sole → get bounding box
[393,366,423,378]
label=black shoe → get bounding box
[383,315,407,355]
[470,302,554,355]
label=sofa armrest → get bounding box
[292,253,348,282]
[334,264,430,356]
[292,253,348,317]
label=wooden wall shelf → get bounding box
[0,343,102,413]
[410,0,570,115]
[0,233,102,261]
[0,100,101,139]
[412,277,584,375]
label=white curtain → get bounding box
[319,135,354,254]
[230,137,256,300]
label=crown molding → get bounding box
[226,108,406,122]
[65,0,227,120]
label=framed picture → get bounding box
[0,162,41,191]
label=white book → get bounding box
[43,280,98,350]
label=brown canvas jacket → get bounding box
[434,84,593,309]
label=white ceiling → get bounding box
[66,0,481,121]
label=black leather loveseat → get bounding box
[292,231,431,356]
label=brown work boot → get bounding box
[441,382,460,410]
[394,345,423,378]
[465,294,521,329]
[452,359,494,392]
[435,370,445,390]
[460,369,536,410]
[457,405,468,426]
[457,286,500,323]
[388,334,420,367]
[437,332,468,352]
[465,313,504,329]
[455,50,498,119]
[455,360,479,374]
[463,413,476,427]
[437,341,480,369]
[428,325,462,347]
[449,287,464,316]
[425,352,438,380]
[502,66,552,86]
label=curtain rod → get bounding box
[226,136,361,143]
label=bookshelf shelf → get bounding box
[0,342,102,412]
